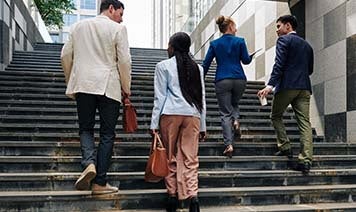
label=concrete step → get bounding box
[1,169,356,191]
[0,114,300,127]
[198,203,356,212]
[11,54,168,62]
[6,63,176,70]
[1,185,356,210]
[0,74,265,89]
[11,56,204,65]
[0,123,300,136]
[0,99,285,114]
[0,107,292,119]
[0,131,321,142]
[0,155,351,172]
[0,141,351,156]
[0,93,270,105]
[0,79,236,92]
[0,85,270,98]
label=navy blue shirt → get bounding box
[202,34,252,82]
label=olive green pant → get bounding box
[271,90,313,165]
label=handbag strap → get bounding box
[152,133,164,150]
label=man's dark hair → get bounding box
[100,0,124,13]
[277,15,298,30]
[169,32,203,113]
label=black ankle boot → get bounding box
[189,196,200,212]
[166,196,178,212]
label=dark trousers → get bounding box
[215,79,247,146]
[76,93,120,186]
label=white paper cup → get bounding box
[259,96,268,106]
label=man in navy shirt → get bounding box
[258,15,314,174]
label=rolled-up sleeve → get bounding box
[61,30,74,84]
[150,63,168,130]
[199,66,206,132]
[116,25,132,94]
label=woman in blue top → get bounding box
[203,15,253,157]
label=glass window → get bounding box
[63,14,77,27]
[80,0,96,10]
[71,0,77,8]
[80,15,95,20]
[50,34,60,43]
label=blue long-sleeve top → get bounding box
[150,56,206,132]
[202,34,252,82]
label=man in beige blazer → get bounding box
[61,0,131,194]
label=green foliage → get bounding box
[34,0,76,29]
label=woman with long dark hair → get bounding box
[150,32,206,212]
[203,15,253,157]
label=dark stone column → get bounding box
[347,34,356,112]
[289,0,305,39]
[325,112,346,142]
[0,20,10,68]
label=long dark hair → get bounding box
[169,32,203,113]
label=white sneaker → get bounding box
[75,164,96,190]
[92,183,118,195]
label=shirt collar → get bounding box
[97,15,110,20]
[288,31,297,34]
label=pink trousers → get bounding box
[159,115,200,200]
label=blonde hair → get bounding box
[216,15,235,33]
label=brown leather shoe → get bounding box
[92,183,118,195]
[223,145,234,158]
[75,163,96,190]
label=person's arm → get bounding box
[199,66,206,133]
[202,44,215,76]
[240,38,252,65]
[257,36,288,98]
[61,30,74,84]
[267,36,289,87]
[308,46,314,75]
[150,63,168,130]
[116,25,132,95]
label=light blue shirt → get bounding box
[150,56,206,132]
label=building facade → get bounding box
[189,0,356,143]
[0,0,50,70]
[152,0,217,48]
[50,0,98,43]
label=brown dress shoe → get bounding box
[92,183,118,195]
[75,163,96,190]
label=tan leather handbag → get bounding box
[144,133,168,182]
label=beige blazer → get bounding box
[61,15,131,103]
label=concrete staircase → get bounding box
[0,43,356,211]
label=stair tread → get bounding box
[199,203,356,212]
[0,141,351,147]
[1,184,356,197]
[1,155,354,160]
[2,168,356,177]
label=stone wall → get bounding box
[306,0,356,142]
[189,0,356,142]
[0,0,44,71]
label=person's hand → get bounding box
[257,86,272,98]
[199,131,206,142]
[149,129,159,137]
[121,89,131,98]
